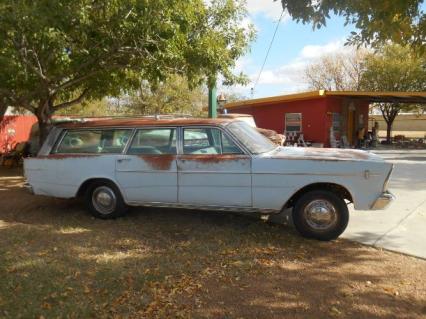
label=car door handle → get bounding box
[117,158,131,163]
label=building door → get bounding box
[347,108,356,145]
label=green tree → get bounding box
[278,0,425,50]
[56,98,124,117]
[361,45,426,142]
[0,101,7,117]
[125,74,207,117]
[0,0,254,145]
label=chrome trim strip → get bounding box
[252,171,381,177]
[116,170,177,173]
[383,164,394,191]
[122,128,137,154]
[178,171,250,174]
[125,201,278,214]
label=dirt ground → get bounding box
[0,167,425,318]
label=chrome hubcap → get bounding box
[304,199,337,231]
[92,186,117,215]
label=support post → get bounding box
[208,85,217,118]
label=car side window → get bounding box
[221,132,244,154]
[127,128,177,155]
[183,128,243,155]
[55,129,132,154]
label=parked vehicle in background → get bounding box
[219,113,285,145]
[24,118,394,240]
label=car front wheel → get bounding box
[292,190,349,241]
[86,181,128,219]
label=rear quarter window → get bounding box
[54,129,132,154]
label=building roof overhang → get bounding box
[225,90,426,109]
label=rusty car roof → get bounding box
[58,117,234,129]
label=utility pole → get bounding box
[208,85,217,118]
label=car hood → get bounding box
[264,147,384,162]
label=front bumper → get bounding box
[371,191,395,210]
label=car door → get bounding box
[115,127,178,204]
[177,126,252,207]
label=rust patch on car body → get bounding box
[31,154,101,160]
[138,155,176,170]
[59,118,233,129]
[179,154,249,164]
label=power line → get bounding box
[252,9,285,97]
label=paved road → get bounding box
[342,149,426,259]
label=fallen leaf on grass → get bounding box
[330,306,341,315]
[41,302,52,310]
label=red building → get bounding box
[226,90,426,147]
[0,115,37,153]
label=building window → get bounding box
[285,113,302,132]
[332,112,341,131]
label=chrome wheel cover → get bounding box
[92,186,117,215]
[303,199,338,231]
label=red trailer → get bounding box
[0,115,37,153]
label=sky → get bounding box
[222,0,357,99]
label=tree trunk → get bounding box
[0,104,7,118]
[380,103,399,144]
[36,111,50,148]
[386,121,392,143]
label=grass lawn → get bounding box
[0,168,425,318]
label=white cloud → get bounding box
[255,60,306,86]
[225,39,359,96]
[300,40,350,59]
[254,40,350,87]
[245,0,289,21]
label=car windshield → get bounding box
[227,121,277,154]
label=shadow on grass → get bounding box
[0,174,425,318]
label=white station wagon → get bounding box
[24,118,394,240]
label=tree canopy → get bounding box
[304,49,367,91]
[0,0,254,143]
[361,44,426,142]
[125,74,207,117]
[278,0,425,50]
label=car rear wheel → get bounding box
[292,190,349,241]
[85,181,128,219]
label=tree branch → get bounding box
[12,37,50,83]
[51,89,89,114]
[30,46,48,82]
[55,71,100,92]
